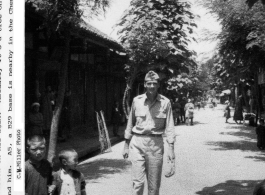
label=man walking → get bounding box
[123,71,175,195]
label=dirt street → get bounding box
[78,105,265,195]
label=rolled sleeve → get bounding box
[124,100,136,140]
[165,101,175,144]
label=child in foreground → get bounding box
[25,135,53,195]
[52,149,87,195]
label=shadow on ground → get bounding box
[206,124,257,152]
[196,180,262,195]
[205,124,265,162]
[77,158,131,182]
[206,140,259,152]
[175,121,207,127]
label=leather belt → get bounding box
[133,132,162,137]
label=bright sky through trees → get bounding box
[89,0,221,62]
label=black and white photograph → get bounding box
[22,0,265,194]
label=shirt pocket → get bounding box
[155,111,166,127]
[135,111,146,126]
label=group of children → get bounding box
[25,135,86,195]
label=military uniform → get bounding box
[125,93,175,195]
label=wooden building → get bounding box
[25,6,127,136]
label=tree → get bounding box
[201,0,265,115]
[25,0,111,163]
[116,0,197,117]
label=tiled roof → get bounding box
[26,2,124,51]
[79,21,124,51]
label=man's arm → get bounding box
[123,100,136,159]
[165,101,175,161]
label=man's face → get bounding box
[27,141,46,162]
[144,80,159,95]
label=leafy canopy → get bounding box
[116,0,198,81]
[200,0,265,90]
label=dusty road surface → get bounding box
[78,105,265,195]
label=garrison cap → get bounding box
[145,71,159,81]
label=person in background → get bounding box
[112,100,122,137]
[224,100,231,123]
[256,119,265,150]
[25,135,54,195]
[180,97,187,123]
[197,100,201,110]
[233,95,244,124]
[28,102,44,136]
[172,98,181,125]
[211,98,216,110]
[122,70,175,195]
[249,96,254,113]
[185,99,195,126]
[201,99,206,109]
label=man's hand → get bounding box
[167,143,175,162]
[165,143,175,178]
[123,139,130,159]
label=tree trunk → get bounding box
[255,72,259,126]
[122,68,138,119]
[48,30,70,163]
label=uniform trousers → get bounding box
[129,134,164,195]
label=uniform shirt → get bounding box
[25,159,52,195]
[124,93,175,143]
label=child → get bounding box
[224,101,231,123]
[185,99,195,126]
[256,119,265,150]
[52,149,86,195]
[25,135,53,195]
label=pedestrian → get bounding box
[256,119,265,150]
[122,70,175,195]
[180,97,187,123]
[172,98,181,125]
[211,98,215,110]
[249,96,254,113]
[28,102,44,136]
[25,135,54,195]
[233,95,244,124]
[197,100,201,110]
[224,100,231,123]
[253,180,265,195]
[184,99,195,126]
[111,100,122,137]
[52,149,87,195]
[201,99,205,109]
